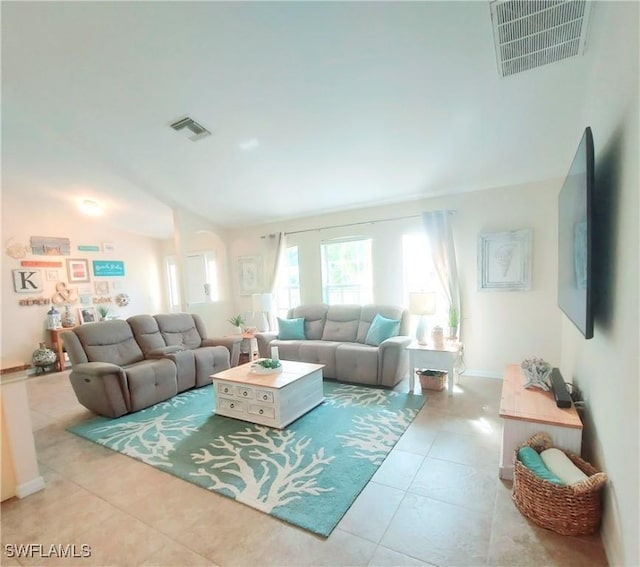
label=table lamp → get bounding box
[252,293,273,332]
[409,291,437,345]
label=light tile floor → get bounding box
[1,372,608,566]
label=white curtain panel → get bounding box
[422,210,461,328]
[266,231,287,294]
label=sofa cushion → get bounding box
[154,313,202,349]
[278,317,306,340]
[298,341,340,378]
[125,358,178,412]
[269,339,304,361]
[128,314,167,354]
[75,320,144,366]
[322,305,361,342]
[364,314,400,346]
[335,343,379,385]
[289,305,328,340]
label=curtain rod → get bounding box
[260,210,455,238]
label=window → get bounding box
[321,238,373,305]
[402,232,444,314]
[275,246,300,317]
[166,256,181,312]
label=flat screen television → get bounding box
[558,127,594,339]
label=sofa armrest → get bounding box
[378,335,412,387]
[146,345,184,358]
[68,362,131,417]
[202,337,242,367]
[255,332,278,358]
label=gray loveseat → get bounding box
[256,304,411,387]
[62,313,241,417]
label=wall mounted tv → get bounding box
[558,126,594,339]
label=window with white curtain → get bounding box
[402,233,445,318]
[165,255,181,312]
[321,238,373,305]
[275,245,300,317]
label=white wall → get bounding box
[227,177,561,376]
[560,3,639,566]
[1,193,166,365]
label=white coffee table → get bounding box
[407,342,462,396]
[211,360,324,428]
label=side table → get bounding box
[49,327,76,371]
[407,341,462,396]
[238,333,260,365]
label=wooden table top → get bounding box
[500,364,582,429]
[211,360,324,389]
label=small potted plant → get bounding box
[96,304,111,321]
[447,306,459,340]
[227,314,245,334]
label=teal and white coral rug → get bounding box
[68,381,425,536]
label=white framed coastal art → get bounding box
[478,229,532,291]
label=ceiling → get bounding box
[1,1,598,239]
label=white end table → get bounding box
[407,342,462,396]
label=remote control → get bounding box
[550,368,572,408]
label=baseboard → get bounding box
[463,369,503,380]
[16,476,45,498]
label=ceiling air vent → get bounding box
[490,0,592,77]
[169,116,211,142]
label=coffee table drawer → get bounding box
[217,382,235,396]
[248,404,275,419]
[255,389,274,403]
[218,397,246,413]
[235,386,255,399]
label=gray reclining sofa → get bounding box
[256,304,411,387]
[62,313,241,417]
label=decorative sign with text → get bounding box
[13,269,43,292]
[92,260,125,277]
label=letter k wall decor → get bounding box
[13,269,43,292]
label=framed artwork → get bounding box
[79,294,92,306]
[478,229,532,291]
[13,269,43,293]
[30,236,71,256]
[45,269,60,281]
[237,256,262,296]
[66,258,90,283]
[78,307,97,324]
[95,281,109,295]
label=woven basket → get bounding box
[416,370,446,391]
[512,432,607,536]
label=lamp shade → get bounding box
[408,292,437,316]
[252,293,273,313]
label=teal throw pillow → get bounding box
[365,314,400,346]
[518,447,565,485]
[277,317,305,340]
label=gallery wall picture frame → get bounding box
[478,229,533,292]
[13,269,43,293]
[78,307,98,324]
[237,256,263,296]
[30,236,71,256]
[95,281,109,295]
[66,258,91,283]
[45,269,59,282]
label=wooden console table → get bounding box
[499,364,583,480]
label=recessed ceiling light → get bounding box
[80,199,103,216]
[239,138,260,151]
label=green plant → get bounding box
[448,306,459,328]
[255,358,281,369]
[227,314,245,327]
[96,305,111,320]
